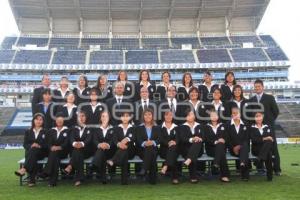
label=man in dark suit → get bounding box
[106,82,133,126]
[249,79,281,175]
[31,74,51,114]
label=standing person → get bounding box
[63,111,93,186]
[178,109,204,183]
[177,72,194,102]
[93,74,113,103]
[134,70,156,101]
[135,108,161,184]
[156,71,173,101]
[220,71,237,103]
[73,74,91,106]
[117,70,135,100]
[159,110,180,184]
[57,92,77,128]
[14,113,48,187]
[32,74,51,114]
[198,71,219,102]
[249,79,280,175]
[204,110,230,182]
[249,112,275,181]
[52,76,71,103]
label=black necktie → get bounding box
[170,98,175,113]
[143,100,147,110]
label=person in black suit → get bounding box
[206,88,229,123]
[73,74,91,106]
[177,109,204,183]
[63,111,93,186]
[249,112,275,181]
[106,81,133,126]
[156,71,173,101]
[177,72,194,102]
[159,110,180,184]
[107,112,136,185]
[135,108,161,184]
[249,79,281,175]
[39,113,70,187]
[134,70,156,102]
[92,111,116,183]
[220,71,236,103]
[93,74,113,103]
[31,74,51,114]
[57,92,77,128]
[15,113,47,187]
[80,88,106,127]
[33,88,57,130]
[133,86,157,126]
[52,76,71,103]
[226,107,250,181]
[204,110,230,182]
[198,71,219,102]
[117,70,135,101]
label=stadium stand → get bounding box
[160,50,195,63]
[17,37,48,47]
[52,51,86,64]
[49,37,79,50]
[142,38,169,49]
[171,37,200,49]
[90,50,123,64]
[0,36,17,49]
[0,50,15,63]
[126,50,159,64]
[230,48,269,62]
[197,49,232,63]
[13,50,51,64]
[265,48,289,61]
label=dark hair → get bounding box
[41,74,50,81]
[224,71,236,85]
[202,70,212,83]
[55,112,65,118]
[161,71,171,80]
[208,110,222,124]
[232,85,244,100]
[117,70,128,81]
[78,75,88,88]
[142,108,155,125]
[61,76,69,81]
[188,86,200,99]
[254,79,264,86]
[96,74,107,89]
[31,113,45,130]
[139,70,150,82]
[90,88,99,96]
[182,72,193,87]
[42,88,51,96]
[184,107,195,118]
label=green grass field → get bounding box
[0,145,300,200]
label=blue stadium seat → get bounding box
[230,48,269,62]
[81,38,110,49]
[171,37,200,49]
[17,37,48,47]
[160,50,195,63]
[265,48,288,61]
[14,50,51,64]
[142,38,169,49]
[126,50,158,64]
[200,37,230,48]
[111,38,139,50]
[0,37,17,49]
[0,50,15,63]
[197,49,232,63]
[90,51,123,64]
[52,51,86,64]
[49,38,79,50]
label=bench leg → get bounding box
[19,163,23,186]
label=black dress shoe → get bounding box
[37,172,48,179]
[14,171,25,177]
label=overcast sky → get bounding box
[0,0,299,82]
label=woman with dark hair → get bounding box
[15,113,48,187]
[204,110,230,182]
[206,88,229,123]
[156,71,173,101]
[39,113,70,187]
[73,74,91,106]
[107,112,136,185]
[134,70,156,101]
[92,111,115,184]
[57,92,77,128]
[198,71,219,102]
[135,108,161,184]
[63,111,93,186]
[52,76,71,103]
[159,110,180,184]
[178,109,204,183]
[220,71,237,102]
[93,74,113,102]
[249,112,275,181]
[117,70,135,100]
[177,72,194,102]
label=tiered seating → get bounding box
[0,50,15,63]
[142,38,169,49]
[265,48,288,61]
[90,51,123,64]
[81,38,109,49]
[260,35,278,47]
[230,48,268,62]
[52,51,86,64]
[197,49,232,63]
[0,37,17,49]
[171,37,200,49]
[14,50,51,64]
[111,38,139,50]
[49,38,79,49]
[160,50,195,63]
[200,37,231,48]
[17,37,48,47]
[126,51,158,64]
[230,36,262,46]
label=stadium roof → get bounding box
[8,0,270,35]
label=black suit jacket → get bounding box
[159,99,186,125]
[31,87,50,114]
[134,82,156,102]
[159,125,179,147]
[80,103,106,126]
[198,84,219,102]
[34,102,57,130]
[70,126,93,150]
[133,99,157,125]
[220,84,234,103]
[225,99,250,125]
[206,102,229,123]
[226,122,249,148]
[105,97,133,126]
[23,129,48,151]
[57,105,78,128]
[52,89,71,103]
[93,86,113,103]
[203,123,227,154]
[73,87,91,106]
[135,125,161,148]
[47,127,70,151]
[123,82,135,100]
[249,124,275,154]
[92,126,115,149]
[177,86,190,102]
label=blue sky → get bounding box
[0,0,299,82]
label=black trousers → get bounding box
[160,145,179,179]
[24,148,46,183]
[206,143,229,178]
[229,142,250,178]
[43,150,68,185]
[270,123,281,173]
[92,148,115,180]
[181,142,203,179]
[70,148,92,182]
[252,141,273,179]
[140,146,158,184]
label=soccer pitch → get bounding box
[0,145,299,200]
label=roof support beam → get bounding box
[73,0,83,33]
[108,0,112,38]
[226,0,237,31]
[168,0,175,22]
[138,0,143,35]
[43,0,53,33]
[196,0,204,33]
